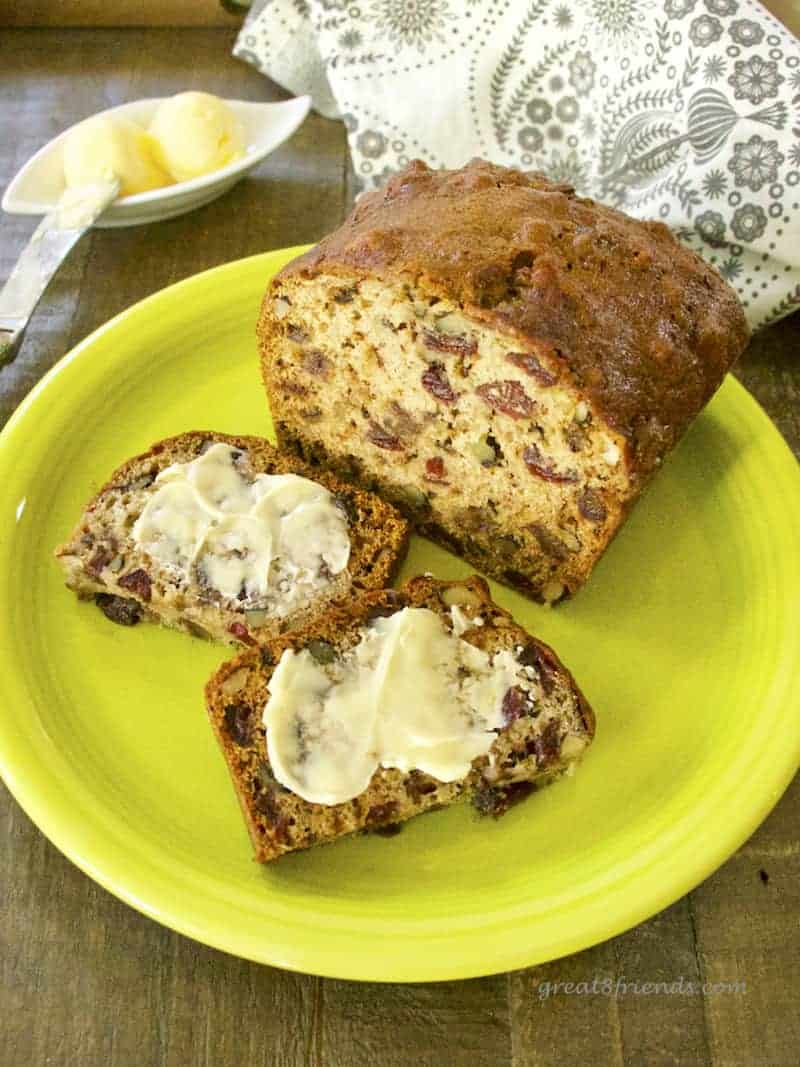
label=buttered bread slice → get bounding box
[56,431,410,646]
[206,575,595,862]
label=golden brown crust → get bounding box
[55,430,410,646]
[267,158,749,482]
[206,574,595,862]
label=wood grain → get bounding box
[0,26,797,1067]
[689,774,800,1067]
[0,1,239,28]
[320,977,511,1066]
[3,0,797,34]
[511,900,711,1067]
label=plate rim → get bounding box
[0,249,798,982]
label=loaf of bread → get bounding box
[205,575,594,862]
[258,159,749,602]
[55,431,409,646]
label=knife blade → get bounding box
[0,179,120,368]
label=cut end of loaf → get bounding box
[260,276,630,601]
[258,159,749,601]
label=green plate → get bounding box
[0,247,798,982]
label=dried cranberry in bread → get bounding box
[258,158,749,602]
[55,431,409,646]
[205,575,595,863]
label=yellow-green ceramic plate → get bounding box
[0,248,798,982]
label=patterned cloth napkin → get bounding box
[235,0,800,328]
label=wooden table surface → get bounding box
[1,26,798,1067]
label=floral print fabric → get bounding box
[236,0,800,327]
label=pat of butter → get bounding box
[149,91,244,183]
[62,115,171,197]
[264,606,532,805]
[61,92,244,201]
[132,443,349,609]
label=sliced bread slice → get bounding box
[55,431,410,647]
[205,574,595,862]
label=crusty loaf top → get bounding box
[276,158,750,479]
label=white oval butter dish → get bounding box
[2,95,312,228]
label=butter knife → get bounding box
[0,179,120,368]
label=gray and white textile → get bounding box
[235,0,800,328]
